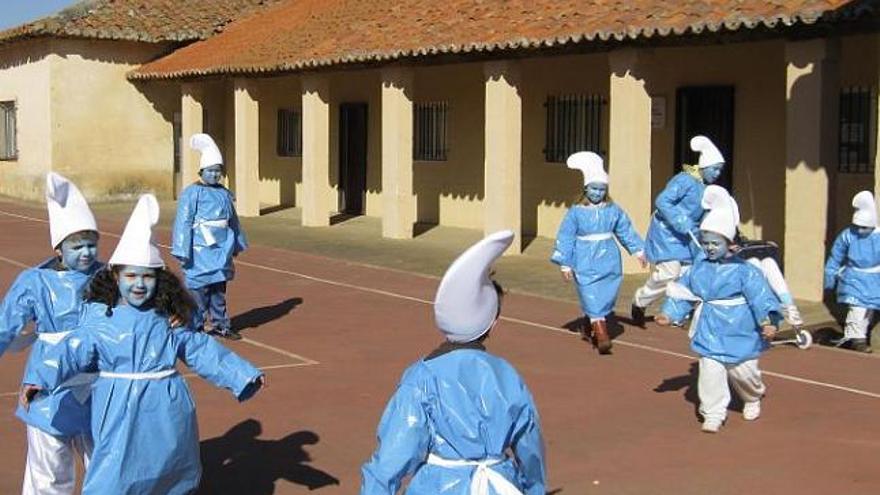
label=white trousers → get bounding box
[22,426,92,495]
[745,257,791,303]
[633,260,684,308]
[698,357,765,423]
[844,306,874,340]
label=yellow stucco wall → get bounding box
[256,75,302,208]
[49,39,178,200]
[0,39,53,199]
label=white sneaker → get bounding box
[701,418,722,433]
[783,305,803,326]
[743,401,761,421]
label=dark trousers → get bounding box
[189,282,230,333]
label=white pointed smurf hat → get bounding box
[190,133,223,170]
[108,194,165,268]
[434,230,514,343]
[700,185,739,241]
[852,190,878,228]
[566,151,608,186]
[46,172,98,249]
[690,135,725,169]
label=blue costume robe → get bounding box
[824,227,880,309]
[644,172,706,264]
[24,303,262,495]
[171,183,248,289]
[551,203,644,318]
[361,348,545,495]
[662,257,780,364]
[0,258,101,437]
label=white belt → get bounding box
[577,233,613,241]
[37,330,72,345]
[194,219,229,246]
[426,453,522,495]
[850,264,880,274]
[11,329,71,353]
[99,369,177,380]
[666,282,747,338]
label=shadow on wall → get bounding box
[231,297,303,334]
[198,419,340,494]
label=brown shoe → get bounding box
[579,320,592,342]
[592,320,612,354]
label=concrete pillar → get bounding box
[301,76,332,227]
[483,61,522,254]
[181,83,204,186]
[784,39,840,301]
[381,68,415,239]
[608,49,653,274]
[233,79,261,217]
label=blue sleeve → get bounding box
[824,230,849,290]
[613,206,645,255]
[661,268,696,322]
[175,328,262,401]
[22,328,96,390]
[360,382,430,495]
[512,385,546,495]
[655,176,698,235]
[171,188,196,261]
[550,208,577,268]
[742,265,781,326]
[229,195,249,254]
[0,271,37,356]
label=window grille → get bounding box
[277,108,302,157]
[0,101,16,160]
[413,102,448,161]
[544,94,603,163]
[839,86,875,174]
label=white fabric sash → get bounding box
[194,218,229,246]
[666,282,747,338]
[99,369,177,380]
[850,264,880,274]
[577,232,613,241]
[10,329,71,353]
[426,453,522,495]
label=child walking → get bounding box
[172,133,248,340]
[551,152,645,354]
[22,194,265,494]
[657,189,780,433]
[824,190,880,353]
[361,230,546,494]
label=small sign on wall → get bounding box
[651,96,666,129]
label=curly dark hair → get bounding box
[85,266,194,324]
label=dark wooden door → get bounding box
[675,86,735,191]
[338,103,368,214]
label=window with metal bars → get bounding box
[0,101,16,161]
[413,101,448,161]
[839,86,875,174]
[544,94,604,163]
[277,108,302,157]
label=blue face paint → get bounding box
[699,230,730,261]
[585,183,607,204]
[700,164,724,184]
[58,234,98,273]
[855,225,875,237]
[199,165,223,186]
[116,266,158,308]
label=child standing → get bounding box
[172,133,248,340]
[22,194,265,494]
[0,173,99,495]
[824,190,880,353]
[551,152,646,354]
[361,231,545,495]
[657,191,780,433]
[631,135,726,326]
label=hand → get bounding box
[761,325,777,341]
[561,269,574,282]
[168,314,185,328]
[636,253,648,269]
[655,314,671,326]
[19,384,43,411]
[256,374,267,390]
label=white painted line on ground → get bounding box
[2,208,878,400]
[240,337,319,365]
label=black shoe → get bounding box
[837,338,873,353]
[219,330,242,341]
[631,304,646,328]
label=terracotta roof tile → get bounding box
[0,0,283,45]
[131,0,873,80]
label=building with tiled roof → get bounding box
[2,0,880,301]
